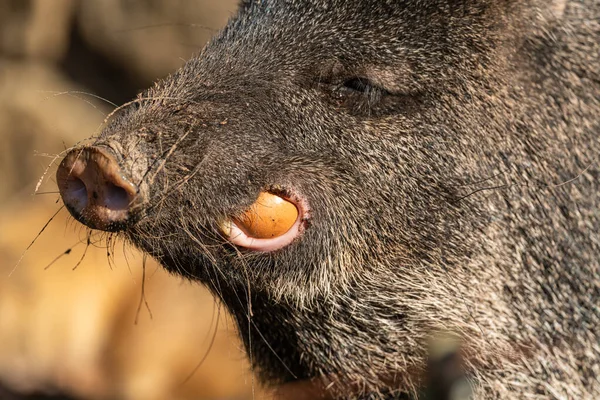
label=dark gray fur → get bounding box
[84,0,599,398]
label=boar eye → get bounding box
[232,192,299,239]
[342,77,374,93]
[315,72,401,116]
[341,77,390,97]
[333,76,390,111]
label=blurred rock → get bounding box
[76,0,237,83]
[0,0,76,61]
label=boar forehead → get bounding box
[177,0,514,88]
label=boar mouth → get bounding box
[57,144,311,252]
[219,189,310,252]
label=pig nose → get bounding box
[56,146,139,231]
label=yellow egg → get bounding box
[233,192,299,239]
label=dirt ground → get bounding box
[0,1,272,399]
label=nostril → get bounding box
[103,182,131,211]
[57,145,140,232]
[63,176,89,212]
[69,177,86,195]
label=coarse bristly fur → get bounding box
[71,0,598,398]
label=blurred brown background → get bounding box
[0,1,270,399]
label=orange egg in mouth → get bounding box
[220,191,307,251]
